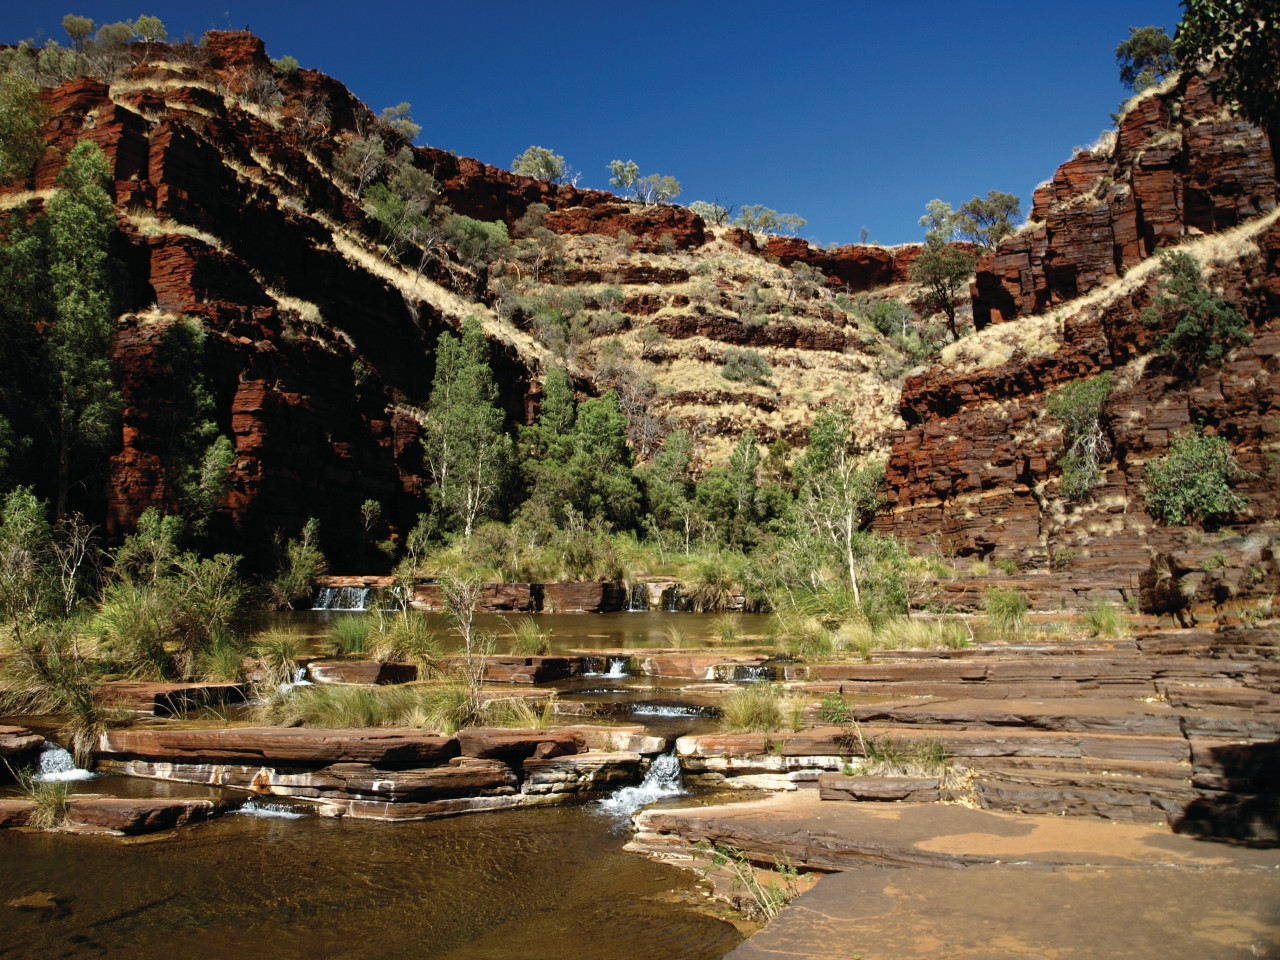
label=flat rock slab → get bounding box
[65,797,233,835]
[0,726,44,765]
[98,727,460,767]
[633,792,1280,872]
[96,681,247,715]
[306,660,418,685]
[725,861,1280,959]
[818,774,941,802]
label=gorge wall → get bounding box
[876,72,1280,619]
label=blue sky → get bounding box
[2,1,1186,246]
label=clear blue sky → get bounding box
[3,1,1186,246]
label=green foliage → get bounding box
[0,73,46,187]
[251,627,306,690]
[61,15,96,53]
[266,518,327,610]
[131,15,166,45]
[863,298,914,337]
[147,321,233,534]
[0,621,105,766]
[380,102,420,141]
[720,683,787,733]
[910,203,979,339]
[506,615,551,655]
[982,587,1029,635]
[1144,428,1250,525]
[689,201,730,225]
[45,140,123,515]
[440,214,509,268]
[703,843,804,923]
[1082,601,1129,637]
[606,159,639,196]
[1140,251,1251,373]
[633,173,682,205]
[1045,373,1112,500]
[734,205,805,236]
[720,348,772,385]
[1175,2,1278,161]
[424,318,514,537]
[820,693,853,724]
[1116,26,1177,91]
[323,614,370,657]
[271,55,300,76]
[956,191,1022,249]
[511,145,569,184]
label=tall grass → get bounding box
[685,557,737,613]
[322,615,370,657]
[368,616,440,671]
[505,616,551,656]
[708,613,743,643]
[1082,601,1128,638]
[6,765,71,829]
[720,684,787,733]
[254,683,551,734]
[982,588,1029,636]
[252,627,307,689]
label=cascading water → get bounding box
[597,750,685,816]
[603,657,630,679]
[237,799,306,819]
[628,582,649,612]
[631,703,717,719]
[665,585,681,612]
[311,586,370,611]
[278,666,312,696]
[36,742,94,782]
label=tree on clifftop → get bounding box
[1176,0,1280,171]
[512,145,571,185]
[909,200,978,340]
[1116,26,1178,91]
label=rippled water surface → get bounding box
[0,804,743,960]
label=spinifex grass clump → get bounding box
[7,765,71,829]
[701,842,805,922]
[252,627,307,689]
[505,616,550,656]
[1082,600,1129,638]
[323,614,370,657]
[254,682,550,734]
[708,612,742,643]
[720,683,789,733]
[982,587,1029,636]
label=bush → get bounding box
[1046,373,1112,500]
[720,683,787,732]
[506,616,550,656]
[1144,429,1250,525]
[863,299,913,337]
[323,615,369,657]
[1141,252,1251,374]
[982,587,1028,635]
[1082,601,1128,638]
[720,348,772,386]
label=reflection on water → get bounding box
[267,611,775,657]
[0,805,742,960]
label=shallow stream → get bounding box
[0,803,744,959]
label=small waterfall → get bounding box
[36,743,94,782]
[278,665,312,696]
[312,586,370,611]
[631,703,717,719]
[715,663,777,684]
[598,751,685,815]
[603,657,630,679]
[628,582,649,612]
[238,800,305,819]
[665,585,681,612]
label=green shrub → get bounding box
[506,616,550,656]
[1144,429,1250,525]
[820,693,853,724]
[720,348,772,386]
[1046,373,1112,499]
[1082,601,1128,638]
[323,615,370,657]
[720,683,787,733]
[252,627,307,689]
[1141,251,1251,373]
[982,587,1028,635]
[266,518,326,610]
